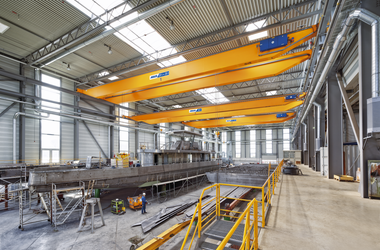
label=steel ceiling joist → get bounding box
[132,100,303,124]
[102,50,312,103]
[78,26,317,98]
[148,71,305,105]
[183,113,296,128]
[77,0,321,86]
[130,93,305,122]
[23,0,162,65]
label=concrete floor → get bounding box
[1,165,379,250]
[0,184,214,250]
[259,164,380,250]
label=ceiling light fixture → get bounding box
[166,16,175,31]
[104,44,112,54]
[62,62,71,70]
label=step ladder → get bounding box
[77,198,105,234]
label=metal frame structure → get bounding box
[77,0,321,88]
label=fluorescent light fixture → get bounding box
[0,22,10,34]
[246,20,268,41]
[196,87,229,104]
[108,76,119,81]
[172,105,182,108]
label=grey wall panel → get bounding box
[25,117,39,164]
[113,127,119,156]
[79,121,109,160]
[0,57,20,162]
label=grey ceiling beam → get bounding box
[35,0,184,67]
[148,71,304,104]
[23,0,163,65]
[77,0,320,86]
[0,69,141,114]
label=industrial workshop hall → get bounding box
[0,0,379,250]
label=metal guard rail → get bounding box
[180,159,283,250]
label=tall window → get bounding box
[266,129,272,154]
[160,123,166,148]
[120,103,129,152]
[41,74,60,163]
[283,128,290,150]
[235,131,241,158]
[222,132,227,156]
[250,130,256,158]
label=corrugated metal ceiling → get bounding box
[0,0,319,113]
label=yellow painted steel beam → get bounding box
[133,100,303,124]
[79,26,317,98]
[137,220,191,250]
[105,50,311,103]
[183,113,296,128]
[129,93,305,123]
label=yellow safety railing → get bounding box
[180,159,283,250]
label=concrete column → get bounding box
[327,73,343,178]
[308,111,315,169]
[19,65,26,162]
[358,1,380,197]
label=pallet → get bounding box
[334,175,354,182]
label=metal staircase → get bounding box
[181,160,283,250]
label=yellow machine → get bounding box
[127,194,143,211]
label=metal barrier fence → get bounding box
[181,159,283,250]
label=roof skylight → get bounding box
[196,87,229,104]
[246,20,268,41]
[0,22,10,34]
[68,0,184,67]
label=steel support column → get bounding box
[307,110,315,169]
[314,98,325,172]
[135,105,139,159]
[74,94,80,160]
[327,73,343,178]
[358,2,380,197]
[109,106,115,158]
[19,65,26,162]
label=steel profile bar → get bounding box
[336,73,360,147]
[82,121,108,158]
[0,102,17,118]
[79,26,317,98]
[104,51,311,103]
[130,100,304,124]
[39,0,185,67]
[0,69,140,113]
[183,113,296,128]
[78,0,319,85]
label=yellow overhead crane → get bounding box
[104,50,311,103]
[78,25,317,100]
[183,112,296,128]
[128,95,304,124]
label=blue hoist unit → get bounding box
[259,34,288,52]
[285,94,297,100]
[276,113,288,118]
